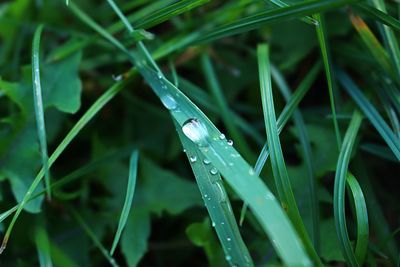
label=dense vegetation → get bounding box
[0,0,399,266]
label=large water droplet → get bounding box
[189,155,197,163]
[182,118,209,146]
[210,167,218,175]
[203,158,211,165]
[160,94,177,110]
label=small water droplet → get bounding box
[210,167,218,175]
[227,139,233,146]
[227,237,231,241]
[183,149,187,153]
[157,72,163,79]
[225,255,232,261]
[248,168,255,175]
[182,118,209,146]
[203,158,211,165]
[219,133,226,140]
[160,94,177,110]
[112,74,123,81]
[221,222,225,225]
[189,155,197,163]
[228,162,233,167]
[212,222,216,227]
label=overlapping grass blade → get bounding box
[355,3,400,32]
[69,208,119,267]
[314,13,342,149]
[257,44,321,266]
[32,24,51,199]
[337,70,400,161]
[196,0,359,43]
[201,53,255,161]
[264,0,317,25]
[0,70,136,253]
[110,150,139,255]
[361,143,397,162]
[35,224,53,267]
[270,65,319,251]
[333,110,369,267]
[175,120,253,267]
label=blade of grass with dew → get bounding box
[196,0,360,43]
[35,224,53,267]
[77,3,311,264]
[68,208,119,267]
[355,3,400,32]
[0,69,136,253]
[337,70,400,161]
[110,150,139,255]
[270,64,319,251]
[239,62,321,225]
[201,53,255,162]
[370,0,400,80]
[264,0,317,25]
[333,110,369,267]
[175,119,253,267]
[314,13,342,149]
[349,13,393,76]
[32,24,51,199]
[257,43,322,266]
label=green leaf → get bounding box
[35,224,53,267]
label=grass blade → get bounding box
[35,224,53,267]
[337,70,400,161]
[264,0,317,25]
[271,65,319,251]
[175,119,254,267]
[314,13,342,149]
[110,150,139,255]
[32,24,51,199]
[355,3,400,32]
[257,44,322,266]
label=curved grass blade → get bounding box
[175,119,253,267]
[35,224,53,267]
[314,13,342,149]
[337,70,400,161]
[257,44,322,266]
[110,150,139,255]
[32,24,51,199]
[0,70,136,253]
[196,0,360,43]
[201,53,255,161]
[264,0,317,25]
[69,208,119,267]
[355,3,400,32]
[333,110,368,267]
[271,65,319,251]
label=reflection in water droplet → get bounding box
[212,222,216,227]
[182,118,209,146]
[219,133,226,140]
[189,155,197,163]
[160,94,177,110]
[203,158,211,165]
[227,237,231,241]
[249,168,255,175]
[210,168,218,175]
[226,255,232,261]
[157,72,163,79]
[227,139,233,146]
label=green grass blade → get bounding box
[270,65,319,251]
[361,143,398,162]
[32,24,51,199]
[264,0,317,25]
[175,119,254,267]
[257,44,322,266]
[355,3,400,32]
[35,224,53,267]
[110,150,139,255]
[333,110,365,267]
[69,208,119,267]
[314,13,342,149]
[196,0,360,43]
[201,53,255,161]
[337,70,400,161]
[0,70,136,253]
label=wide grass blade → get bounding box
[175,120,253,267]
[314,13,342,149]
[110,150,139,255]
[32,24,51,199]
[270,65,319,251]
[196,0,359,43]
[257,44,322,266]
[337,70,400,161]
[35,224,53,267]
[333,110,369,266]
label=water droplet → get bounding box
[183,149,187,153]
[112,74,123,81]
[248,168,255,175]
[227,139,233,146]
[212,222,216,227]
[227,237,231,241]
[219,133,226,140]
[203,158,211,165]
[182,118,209,146]
[225,255,232,261]
[228,162,233,167]
[210,168,218,175]
[160,94,177,110]
[204,194,208,198]
[189,155,197,163]
[157,72,163,79]
[221,222,225,225]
